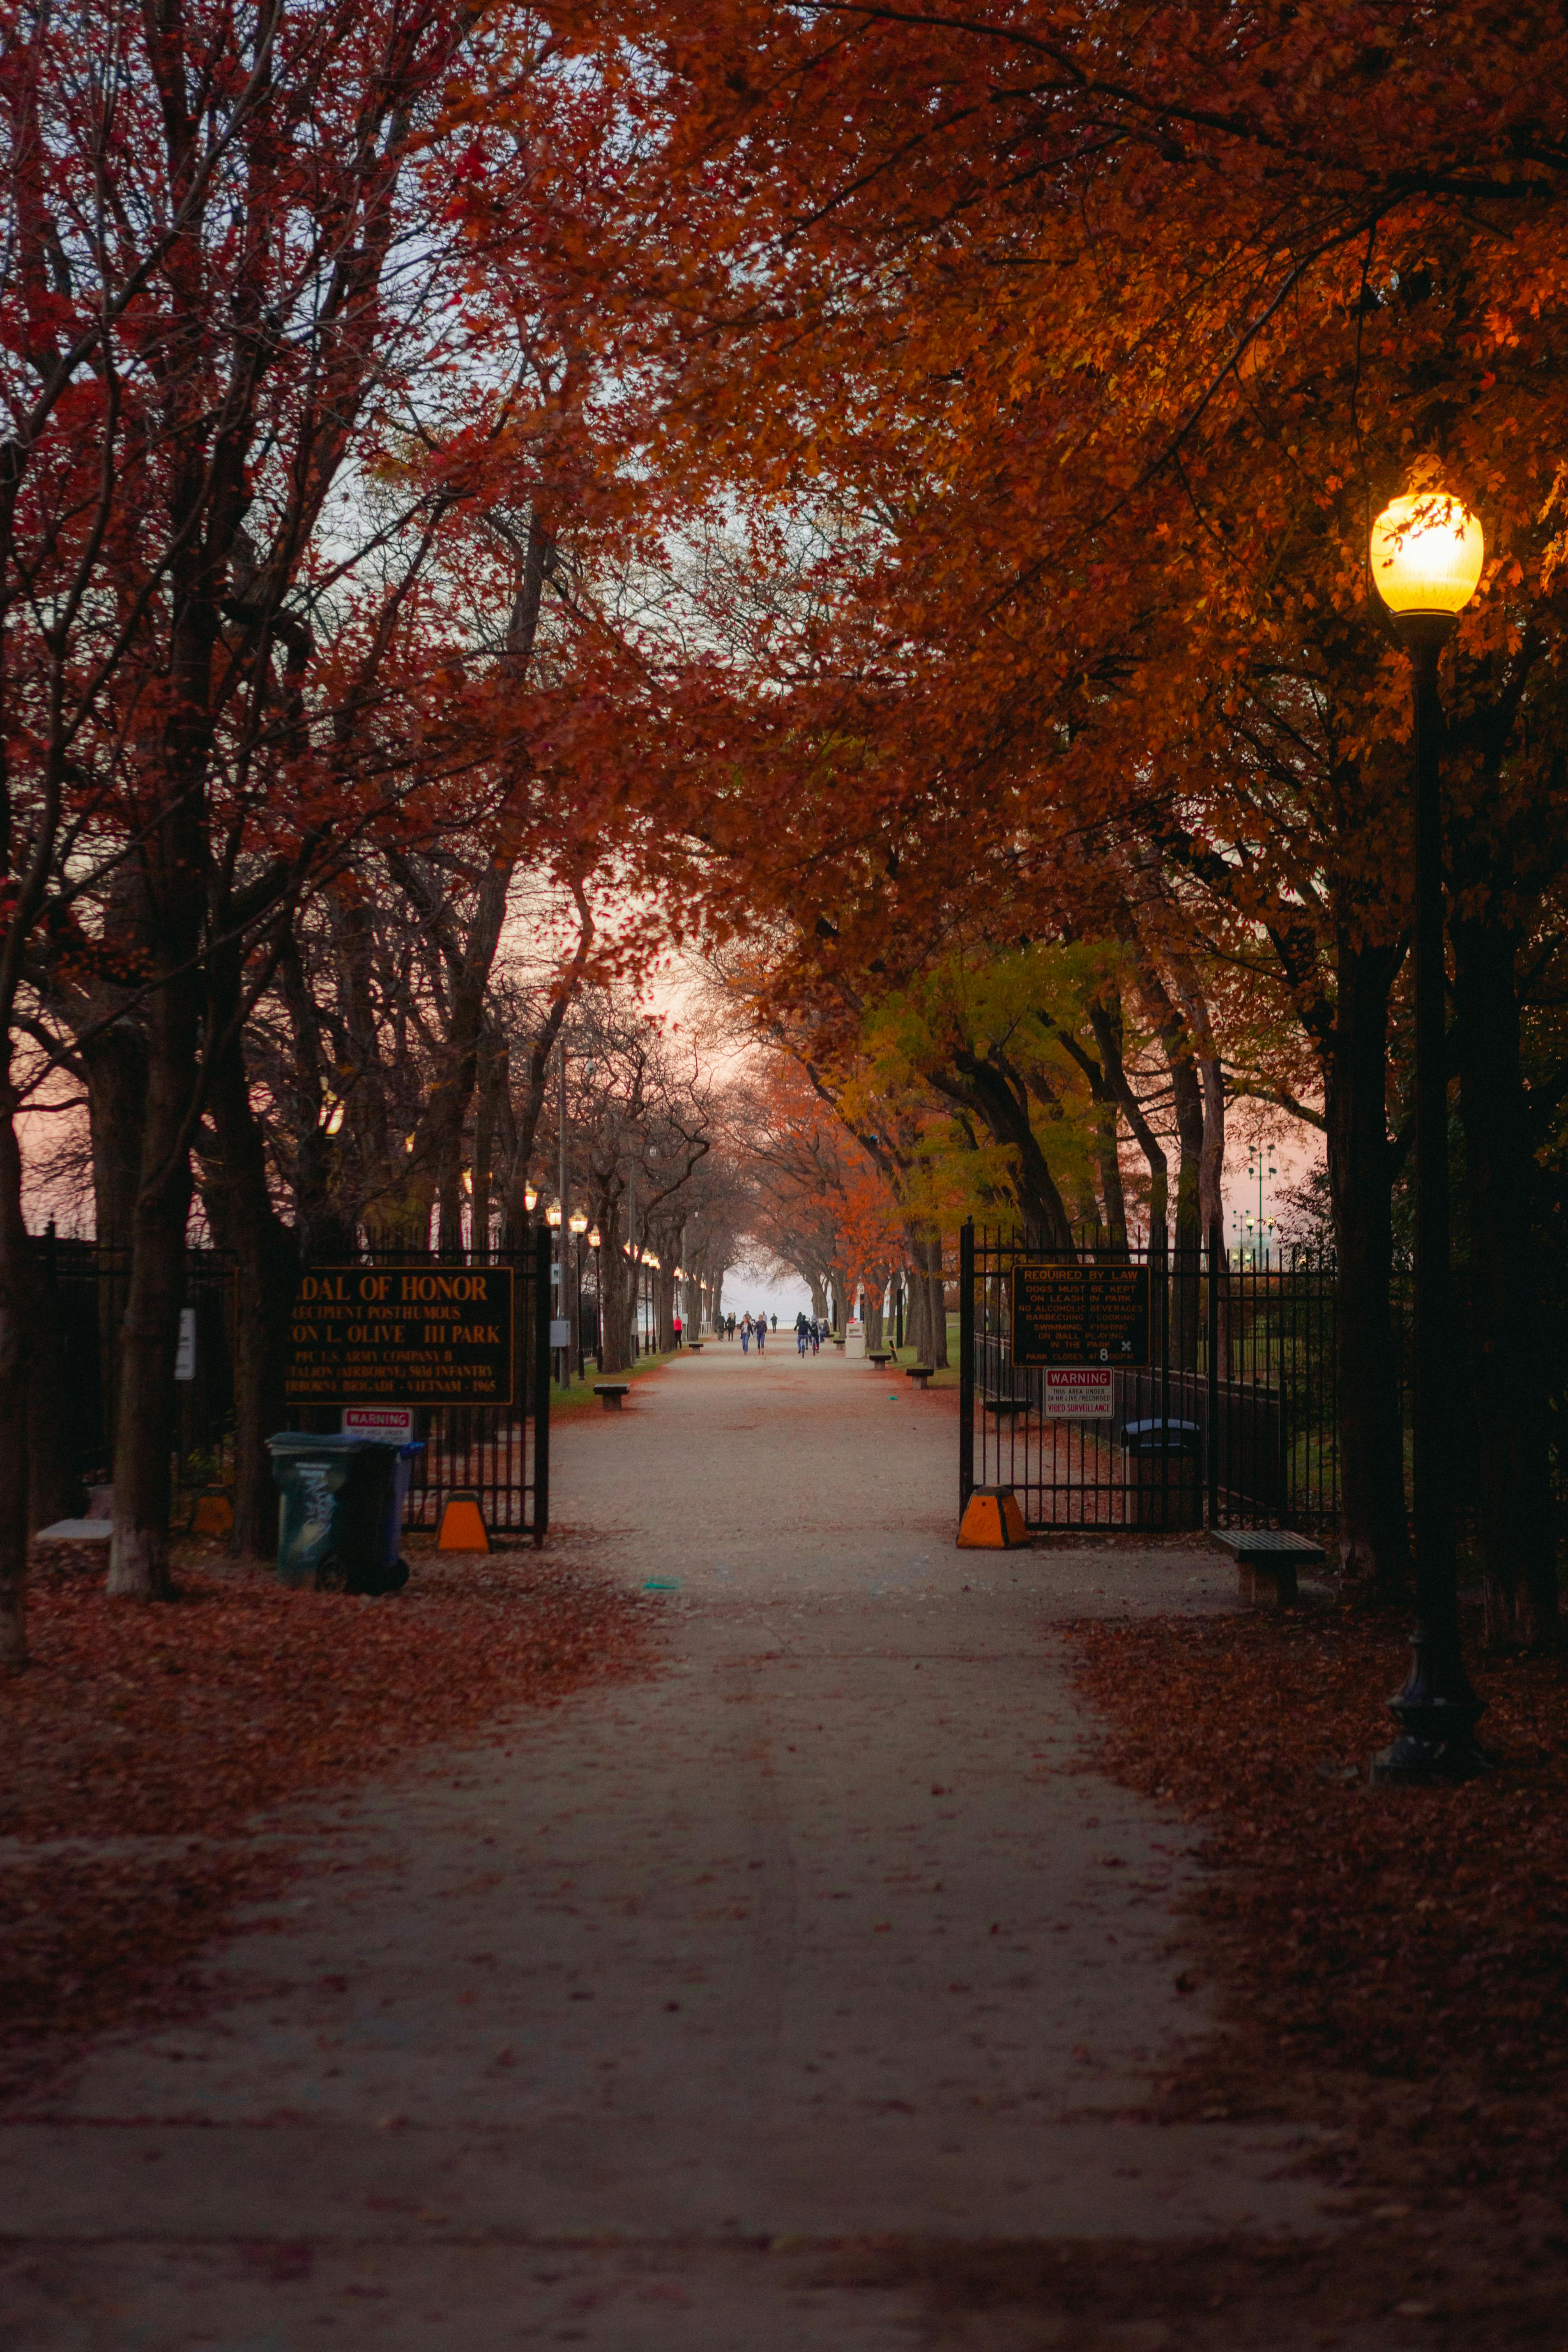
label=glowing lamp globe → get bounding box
[569,1210,588,1236]
[588,1225,601,1250]
[546,1201,562,1229]
[1370,493,1484,623]
[524,1181,539,1213]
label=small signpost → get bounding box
[284,1265,515,1406]
[1011,1263,1148,1418]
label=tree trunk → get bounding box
[1088,996,1168,1240]
[594,1200,632,1373]
[0,1100,41,1667]
[915,1231,949,1367]
[108,978,199,1601]
[83,1021,149,1487]
[935,1052,1077,1251]
[1160,1039,1206,1371]
[1324,937,1412,1599]
[472,1027,507,1262]
[84,1021,147,1246]
[1452,907,1560,1649]
[200,999,297,1562]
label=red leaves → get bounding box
[1067,1605,1568,2195]
[0,1554,650,2065]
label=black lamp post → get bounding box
[1368,489,1487,1784]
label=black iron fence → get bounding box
[960,1221,1339,1537]
[40,1231,239,1499]
[37,1224,553,1544]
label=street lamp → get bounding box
[546,1201,562,1229]
[566,1212,588,1380]
[1368,487,1487,1783]
[1246,1149,1276,1258]
[524,1181,539,1215]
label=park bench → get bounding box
[33,1517,111,1551]
[1212,1526,1324,1608]
[905,1364,934,1390]
[594,1382,631,1412]
[867,1348,893,1370]
[984,1396,1031,1420]
[686,1341,704,1353]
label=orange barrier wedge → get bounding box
[956,1487,1028,1549]
[437,1494,490,1553]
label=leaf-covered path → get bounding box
[1,1347,1338,2347]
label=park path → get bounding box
[0,1345,1336,2349]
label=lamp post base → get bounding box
[1369,1631,1489,1784]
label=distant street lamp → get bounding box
[524,1181,539,1215]
[1368,488,1487,1783]
[567,1212,588,1380]
[1246,1149,1276,1258]
[586,1224,601,1365]
[546,1201,562,1229]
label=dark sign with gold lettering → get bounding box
[1011,1262,1149,1369]
[284,1265,514,1405]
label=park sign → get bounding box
[285,1265,514,1407]
[1011,1262,1149,1370]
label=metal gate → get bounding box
[304,1232,553,1545]
[959,1220,1338,1537]
[41,1224,554,1547]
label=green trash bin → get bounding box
[267,1435,419,1594]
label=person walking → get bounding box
[795,1311,808,1356]
[755,1313,766,1355]
[740,1315,751,1355]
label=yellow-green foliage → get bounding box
[856,938,1145,1228]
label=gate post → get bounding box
[532,1222,551,1546]
[958,1220,975,1510]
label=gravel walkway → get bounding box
[0,1345,1337,2348]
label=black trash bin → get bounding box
[1119,1416,1204,1532]
[267,1435,421,1594]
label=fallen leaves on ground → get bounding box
[1,1548,652,2069]
[1043,1601,1568,2348]
[1066,1606,1568,2119]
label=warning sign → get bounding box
[341,1405,415,1441]
[1011,1263,1149,1369]
[284,1266,514,1406]
[1043,1368,1115,1418]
